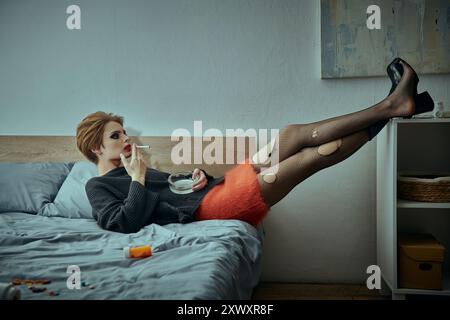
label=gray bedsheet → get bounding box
[0,212,264,299]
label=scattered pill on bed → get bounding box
[11,278,52,286]
[89,285,96,290]
[29,286,47,293]
[48,291,59,296]
[33,279,51,285]
[81,281,89,287]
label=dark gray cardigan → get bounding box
[85,167,225,233]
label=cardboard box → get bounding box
[398,233,445,290]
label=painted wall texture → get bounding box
[0,0,449,283]
[321,0,450,78]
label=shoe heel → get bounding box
[414,91,435,115]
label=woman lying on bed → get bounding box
[77,58,434,233]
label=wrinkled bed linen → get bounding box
[0,212,264,300]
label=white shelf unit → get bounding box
[376,118,450,300]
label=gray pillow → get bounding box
[0,162,74,214]
[38,161,98,219]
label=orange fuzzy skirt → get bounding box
[195,159,270,226]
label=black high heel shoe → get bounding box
[386,57,435,118]
[367,57,434,141]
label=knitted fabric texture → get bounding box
[195,159,270,226]
[85,167,224,233]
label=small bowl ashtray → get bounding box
[168,172,199,194]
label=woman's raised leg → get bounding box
[257,129,370,208]
[251,60,417,171]
[262,99,390,165]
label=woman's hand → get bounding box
[192,168,208,191]
[120,143,147,183]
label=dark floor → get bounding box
[251,282,391,300]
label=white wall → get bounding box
[1,0,449,283]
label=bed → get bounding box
[0,136,264,300]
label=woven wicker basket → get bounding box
[397,173,450,203]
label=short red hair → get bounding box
[76,111,124,164]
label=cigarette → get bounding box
[136,145,150,149]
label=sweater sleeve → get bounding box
[85,180,160,233]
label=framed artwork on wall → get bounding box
[321,0,450,78]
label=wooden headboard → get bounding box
[0,136,256,177]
